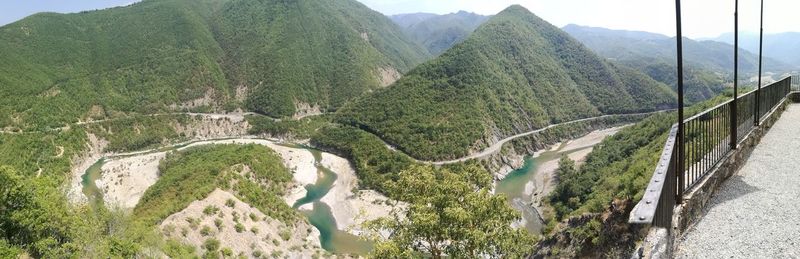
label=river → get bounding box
[495,126,624,234]
[80,139,372,255]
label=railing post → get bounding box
[675,0,685,202]
[755,0,763,126]
[730,0,739,150]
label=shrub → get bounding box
[214,218,223,230]
[221,247,233,257]
[203,238,220,251]
[234,223,245,233]
[200,226,213,236]
[203,205,219,216]
[279,230,291,241]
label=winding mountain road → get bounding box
[415,110,674,165]
[3,109,671,166]
[0,112,270,134]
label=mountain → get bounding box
[389,12,439,28]
[562,24,794,102]
[390,11,490,55]
[0,0,430,130]
[706,32,800,69]
[563,24,790,74]
[338,5,677,161]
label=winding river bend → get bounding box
[79,138,372,255]
[288,146,372,255]
[495,126,625,234]
[77,121,626,254]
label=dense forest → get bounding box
[0,0,429,131]
[338,5,676,161]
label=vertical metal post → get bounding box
[731,0,739,149]
[756,0,763,125]
[675,0,685,202]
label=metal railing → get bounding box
[629,125,678,226]
[630,76,793,227]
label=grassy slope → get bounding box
[338,5,676,161]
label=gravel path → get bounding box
[675,105,800,258]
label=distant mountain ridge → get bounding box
[562,24,794,102]
[563,24,790,74]
[340,6,677,160]
[390,11,490,55]
[705,32,800,69]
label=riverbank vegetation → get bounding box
[311,125,414,193]
[134,144,296,226]
[246,114,331,140]
[84,115,190,153]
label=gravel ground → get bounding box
[675,105,800,258]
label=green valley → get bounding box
[1,0,777,258]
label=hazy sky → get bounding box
[0,0,136,26]
[359,0,799,39]
[1,0,797,39]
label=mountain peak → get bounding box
[498,4,533,16]
[340,3,676,160]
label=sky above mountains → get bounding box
[0,0,797,39]
[0,0,135,26]
[359,0,798,39]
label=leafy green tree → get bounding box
[553,155,576,184]
[366,165,535,258]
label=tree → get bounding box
[553,155,576,183]
[366,165,535,258]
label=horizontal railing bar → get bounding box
[629,124,678,224]
[683,76,791,123]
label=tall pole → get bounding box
[755,0,763,126]
[675,0,685,202]
[731,0,739,149]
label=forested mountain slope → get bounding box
[216,0,430,117]
[390,11,490,55]
[338,5,677,161]
[0,0,429,130]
